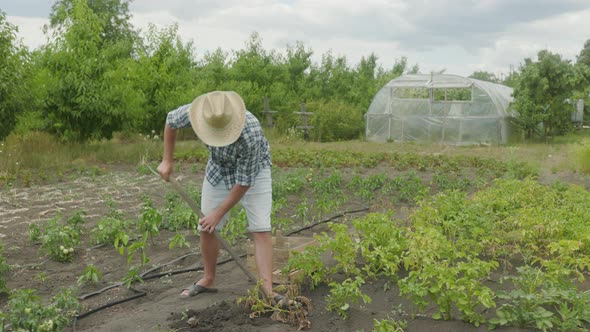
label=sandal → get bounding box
[180,283,218,298]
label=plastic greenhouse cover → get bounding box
[366,74,515,145]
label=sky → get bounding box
[2,0,590,77]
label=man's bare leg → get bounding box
[181,231,219,296]
[252,231,273,299]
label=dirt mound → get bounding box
[167,300,277,331]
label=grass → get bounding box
[1,129,589,187]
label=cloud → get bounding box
[3,0,590,77]
[0,0,51,17]
[4,16,48,49]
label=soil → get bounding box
[1,162,589,332]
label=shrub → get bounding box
[306,99,365,142]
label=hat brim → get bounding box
[188,91,246,147]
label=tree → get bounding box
[469,71,499,83]
[577,39,590,67]
[285,41,312,96]
[40,0,142,141]
[0,11,28,140]
[512,50,575,138]
[134,23,198,133]
[49,0,136,46]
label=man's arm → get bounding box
[157,104,191,181]
[199,184,249,233]
[157,123,177,181]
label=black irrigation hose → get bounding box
[76,288,146,320]
[284,206,370,236]
[139,252,198,278]
[75,256,239,320]
[141,256,237,281]
[74,207,369,321]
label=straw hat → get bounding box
[189,91,246,147]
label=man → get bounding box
[157,91,282,303]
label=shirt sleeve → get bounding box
[166,104,192,129]
[235,132,262,187]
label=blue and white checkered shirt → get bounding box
[166,104,271,189]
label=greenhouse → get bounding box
[366,74,516,145]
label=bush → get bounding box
[306,99,365,142]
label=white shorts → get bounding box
[199,167,272,233]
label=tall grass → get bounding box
[0,131,211,174]
[573,138,590,174]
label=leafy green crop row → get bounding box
[286,178,590,331]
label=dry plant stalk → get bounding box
[237,282,313,330]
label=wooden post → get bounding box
[262,96,278,128]
[294,103,313,140]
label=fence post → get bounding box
[294,103,313,140]
[262,96,278,128]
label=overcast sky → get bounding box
[2,0,590,77]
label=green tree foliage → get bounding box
[228,32,288,114]
[134,23,198,133]
[469,71,499,83]
[577,39,590,67]
[512,50,575,138]
[307,100,365,142]
[49,0,136,47]
[5,8,416,143]
[40,0,142,141]
[0,11,29,140]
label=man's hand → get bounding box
[157,160,174,181]
[199,209,224,233]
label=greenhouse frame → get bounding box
[365,74,516,145]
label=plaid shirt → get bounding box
[166,104,271,189]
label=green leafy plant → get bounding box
[0,242,9,293]
[352,213,406,279]
[384,171,428,204]
[4,287,80,331]
[137,197,162,244]
[220,206,248,246]
[169,233,190,250]
[28,223,42,242]
[91,216,130,245]
[122,266,143,288]
[325,223,361,277]
[77,264,103,286]
[372,317,407,332]
[283,236,330,289]
[161,191,198,231]
[34,272,47,284]
[326,277,371,319]
[490,266,590,331]
[38,212,85,262]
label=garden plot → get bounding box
[1,151,589,331]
